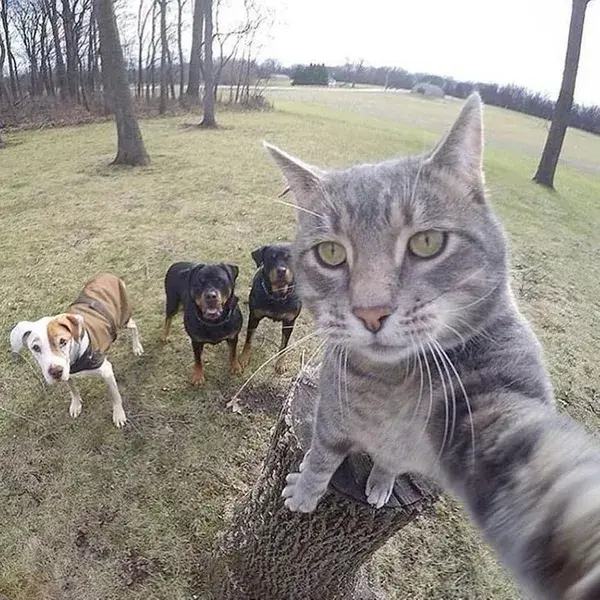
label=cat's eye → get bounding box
[315,242,347,267]
[408,230,446,258]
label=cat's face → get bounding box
[266,94,508,363]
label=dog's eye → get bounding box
[32,344,41,353]
[59,338,68,348]
[315,242,347,267]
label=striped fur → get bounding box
[267,94,600,599]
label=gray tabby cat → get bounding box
[265,94,600,600]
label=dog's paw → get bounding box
[365,467,395,509]
[275,357,289,375]
[281,472,322,513]
[133,343,144,356]
[238,352,250,371]
[112,408,127,428]
[230,359,243,376]
[69,398,82,419]
[191,371,205,386]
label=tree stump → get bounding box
[213,365,440,600]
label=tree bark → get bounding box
[61,0,79,100]
[158,0,167,113]
[185,0,203,102]
[46,0,67,99]
[1,0,20,99]
[213,366,439,600]
[200,0,216,127]
[95,0,150,166]
[176,0,185,102]
[533,0,592,189]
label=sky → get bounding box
[259,0,600,106]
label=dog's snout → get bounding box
[49,365,64,379]
[206,289,219,300]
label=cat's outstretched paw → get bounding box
[365,467,396,509]
[282,472,322,513]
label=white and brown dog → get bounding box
[10,273,143,427]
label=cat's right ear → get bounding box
[263,142,326,216]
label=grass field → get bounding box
[1,88,600,600]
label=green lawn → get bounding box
[1,90,599,600]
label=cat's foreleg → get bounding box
[365,463,397,509]
[282,435,350,513]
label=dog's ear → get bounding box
[224,264,239,283]
[251,246,266,267]
[10,321,35,353]
[56,313,84,341]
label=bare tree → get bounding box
[533,0,595,189]
[94,0,149,165]
[1,0,22,99]
[175,0,185,100]
[185,0,203,102]
[199,0,215,126]
[158,0,167,113]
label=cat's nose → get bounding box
[352,307,392,333]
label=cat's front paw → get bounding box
[282,472,322,513]
[365,467,396,509]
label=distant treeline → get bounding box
[282,63,600,136]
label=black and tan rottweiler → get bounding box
[163,262,243,385]
[239,244,302,374]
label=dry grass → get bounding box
[1,90,600,599]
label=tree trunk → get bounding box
[185,0,203,102]
[200,0,216,127]
[213,367,439,600]
[95,0,150,166]
[61,0,79,101]
[0,0,20,99]
[47,0,67,99]
[158,0,167,113]
[533,0,592,189]
[0,28,9,103]
[176,0,184,102]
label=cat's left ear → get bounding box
[263,142,327,216]
[425,92,484,189]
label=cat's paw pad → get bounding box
[282,472,321,513]
[365,470,395,509]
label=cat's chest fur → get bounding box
[320,350,441,478]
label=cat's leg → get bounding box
[365,463,397,509]
[282,435,350,513]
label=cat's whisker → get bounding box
[417,340,435,444]
[426,339,451,459]
[334,343,346,421]
[452,317,498,345]
[231,328,329,402]
[429,337,476,464]
[441,283,502,314]
[343,345,350,423]
[426,333,458,449]
[438,321,467,350]
[407,332,425,428]
[274,198,327,221]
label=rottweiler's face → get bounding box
[189,264,239,321]
[252,244,295,295]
